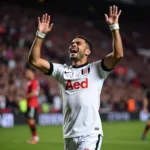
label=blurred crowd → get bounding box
[0,3,149,114]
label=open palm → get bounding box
[38,13,53,33]
[105,5,122,25]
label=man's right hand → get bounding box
[28,13,53,74]
[38,13,54,33]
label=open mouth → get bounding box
[70,48,78,54]
[71,50,77,54]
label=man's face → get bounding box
[25,69,33,80]
[69,38,90,60]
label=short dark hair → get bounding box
[75,35,92,52]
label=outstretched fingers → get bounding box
[42,14,45,23]
[104,14,109,22]
[47,15,50,23]
[38,17,41,24]
[112,5,118,15]
[44,14,47,22]
[115,5,118,14]
[37,13,53,32]
[48,23,54,31]
[37,13,51,23]
[113,5,122,16]
[118,10,122,17]
[109,6,112,16]
[110,5,122,16]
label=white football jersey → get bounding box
[48,60,110,138]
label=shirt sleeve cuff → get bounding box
[45,62,54,75]
[101,58,113,72]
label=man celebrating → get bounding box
[28,5,123,150]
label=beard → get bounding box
[70,51,85,61]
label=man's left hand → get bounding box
[105,5,122,25]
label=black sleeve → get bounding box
[101,58,113,72]
[45,62,54,75]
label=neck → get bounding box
[28,76,34,80]
[72,59,88,68]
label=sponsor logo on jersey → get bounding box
[65,78,88,90]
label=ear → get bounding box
[85,49,91,56]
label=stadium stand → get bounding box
[0,1,149,113]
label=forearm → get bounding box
[103,5,123,69]
[28,37,44,63]
[27,14,53,73]
[111,30,124,59]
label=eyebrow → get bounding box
[71,41,82,45]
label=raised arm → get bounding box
[103,5,123,70]
[28,14,54,74]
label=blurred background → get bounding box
[0,0,150,149]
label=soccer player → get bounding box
[25,65,40,144]
[28,5,123,150]
[141,88,150,140]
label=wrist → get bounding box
[36,30,46,39]
[109,23,120,31]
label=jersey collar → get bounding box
[72,62,89,68]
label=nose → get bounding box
[72,43,77,47]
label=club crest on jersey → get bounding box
[81,67,90,76]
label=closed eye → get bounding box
[71,41,81,46]
[76,42,81,45]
